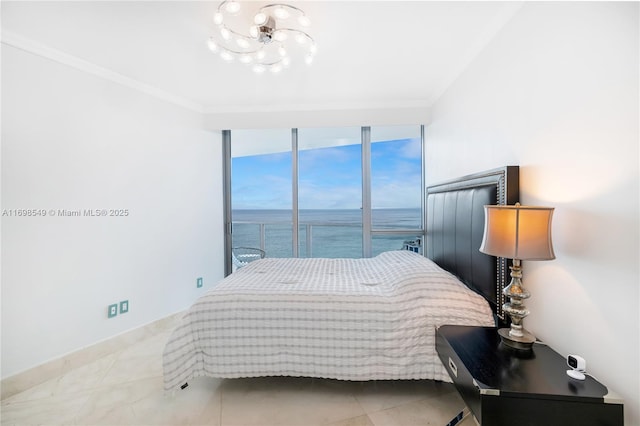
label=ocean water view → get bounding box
[232,208,422,259]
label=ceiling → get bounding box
[1,1,523,114]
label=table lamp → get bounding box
[480,203,555,350]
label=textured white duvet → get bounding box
[163,251,495,391]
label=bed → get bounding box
[163,166,519,392]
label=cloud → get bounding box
[232,138,422,210]
[298,179,362,209]
[399,137,422,158]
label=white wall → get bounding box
[425,2,639,424]
[204,107,431,131]
[1,44,224,378]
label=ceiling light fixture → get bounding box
[207,1,317,73]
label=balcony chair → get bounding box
[232,247,266,269]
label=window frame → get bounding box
[223,125,425,274]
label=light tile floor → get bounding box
[1,330,475,426]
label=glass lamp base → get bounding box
[498,327,536,350]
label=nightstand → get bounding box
[436,325,623,426]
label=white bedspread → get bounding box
[163,251,494,391]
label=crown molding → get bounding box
[1,30,205,114]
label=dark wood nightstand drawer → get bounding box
[436,325,623,426]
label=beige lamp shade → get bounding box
[480,204,555,261]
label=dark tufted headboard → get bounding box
[425,166,519,321]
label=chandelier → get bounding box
[207,1,317,73]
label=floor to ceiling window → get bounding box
[297,127,362,258]
[225,125,424,270]
[229,129,293,258]
[370,125,423,256]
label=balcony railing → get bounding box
[232,220,423,258]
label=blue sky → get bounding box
[232,138,421,210]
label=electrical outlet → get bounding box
[108,304,118,318]
[119,300,129,314]
[197,277,203,288]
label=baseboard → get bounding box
[0,311,184,400]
